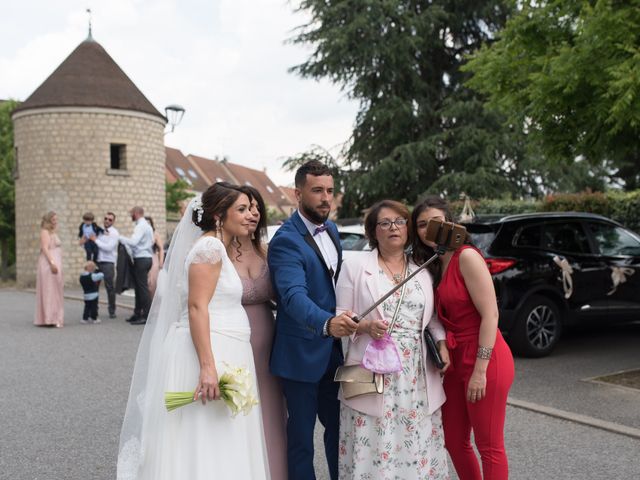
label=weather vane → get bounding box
[86,8,93,39]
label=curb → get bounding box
[507,396,640,440]
[20,287,135,311]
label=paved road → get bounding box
[1,289,639,479]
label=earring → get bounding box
[219,221,224,243]
[251,232,256,240]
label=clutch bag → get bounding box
[334,364,384,399]
[424,328,445,369]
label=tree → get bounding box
[0,100,17,280]
[289,0,526,215]
[464,0,640,190]
[166,179,194,215]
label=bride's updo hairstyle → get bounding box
[193,182,245,232]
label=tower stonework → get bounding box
[12,38,166,287]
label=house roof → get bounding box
[278,186,297,205]
[187,154,237,185]
[14,38,164,119]
[165,147,209,192]
[224,162,294,210]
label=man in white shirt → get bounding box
[119,206,154,325]
[92,212,119,318]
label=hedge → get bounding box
[450,190,640,234]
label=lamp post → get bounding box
[164,104,186,134]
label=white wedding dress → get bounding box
[118,235,270,480]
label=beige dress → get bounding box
[241,261,288,480]
[34,231,64,326]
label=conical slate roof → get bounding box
[14,38,164,119]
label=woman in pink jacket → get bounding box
[336,200,450,480]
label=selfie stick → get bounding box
[352,244,446,323]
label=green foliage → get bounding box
[266,206,289,225]
[464,0,640,190]
[0,100,17,278]
[166,179,195,214]
[450,190,640,233]
[540,191,610,215]
[450,197,537,218]
[288,0,534,216]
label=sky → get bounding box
[0,0,359,186]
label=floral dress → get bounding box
[339,267,449,480]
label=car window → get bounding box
[468,232,495,252]
[542,222,591,254]
[586,222,640,256]
[514,224,541,248]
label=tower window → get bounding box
[110,144,127,170]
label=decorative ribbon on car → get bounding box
[458,193,476,223]
[553,255,574,299]
[607,266,635,296]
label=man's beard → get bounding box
[300,201,330,225]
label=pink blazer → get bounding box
[336,249,447,417]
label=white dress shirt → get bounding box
[95,226,120,263]
[120,218,154,259]
[298,211,339,282]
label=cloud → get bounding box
[0,0,358,186]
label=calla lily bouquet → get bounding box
[164,365,259,417]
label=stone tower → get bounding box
[12,35,166,287]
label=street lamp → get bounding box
[164,104,186,134]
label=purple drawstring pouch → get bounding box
[361,333,402,374]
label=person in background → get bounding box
[145,216,164,299]
[79,261,104,324]
[119,206,154,325]
[93,212,119,319]
[78,212,103,261]
[35,211,64,328]
[234,184,287,480]
[411,195,514,480]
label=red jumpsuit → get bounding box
[436,246,514,480]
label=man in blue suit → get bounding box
[268,160,358,480]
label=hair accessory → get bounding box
[192,198,204,224]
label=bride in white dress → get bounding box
[117,184,270,480]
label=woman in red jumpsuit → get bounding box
[411,196,514,480]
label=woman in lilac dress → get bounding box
[230,184,287,479]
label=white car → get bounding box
[265,223,369,259]
[337,224,370,260]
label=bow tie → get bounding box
[313,225,328,236]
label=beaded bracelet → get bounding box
[477,346,493,360]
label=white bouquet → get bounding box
[164,364,259,417]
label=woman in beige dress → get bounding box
[35,211,64,327]
[229,184,287,480]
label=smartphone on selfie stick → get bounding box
[351,219,468,368]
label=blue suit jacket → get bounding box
[268,211,343,383]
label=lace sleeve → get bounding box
[186,237,224,266]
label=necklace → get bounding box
[380,254,405,284]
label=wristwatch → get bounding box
[323,317,333,338]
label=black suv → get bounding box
[464,213,640,357]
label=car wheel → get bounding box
[510,295,562,357]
